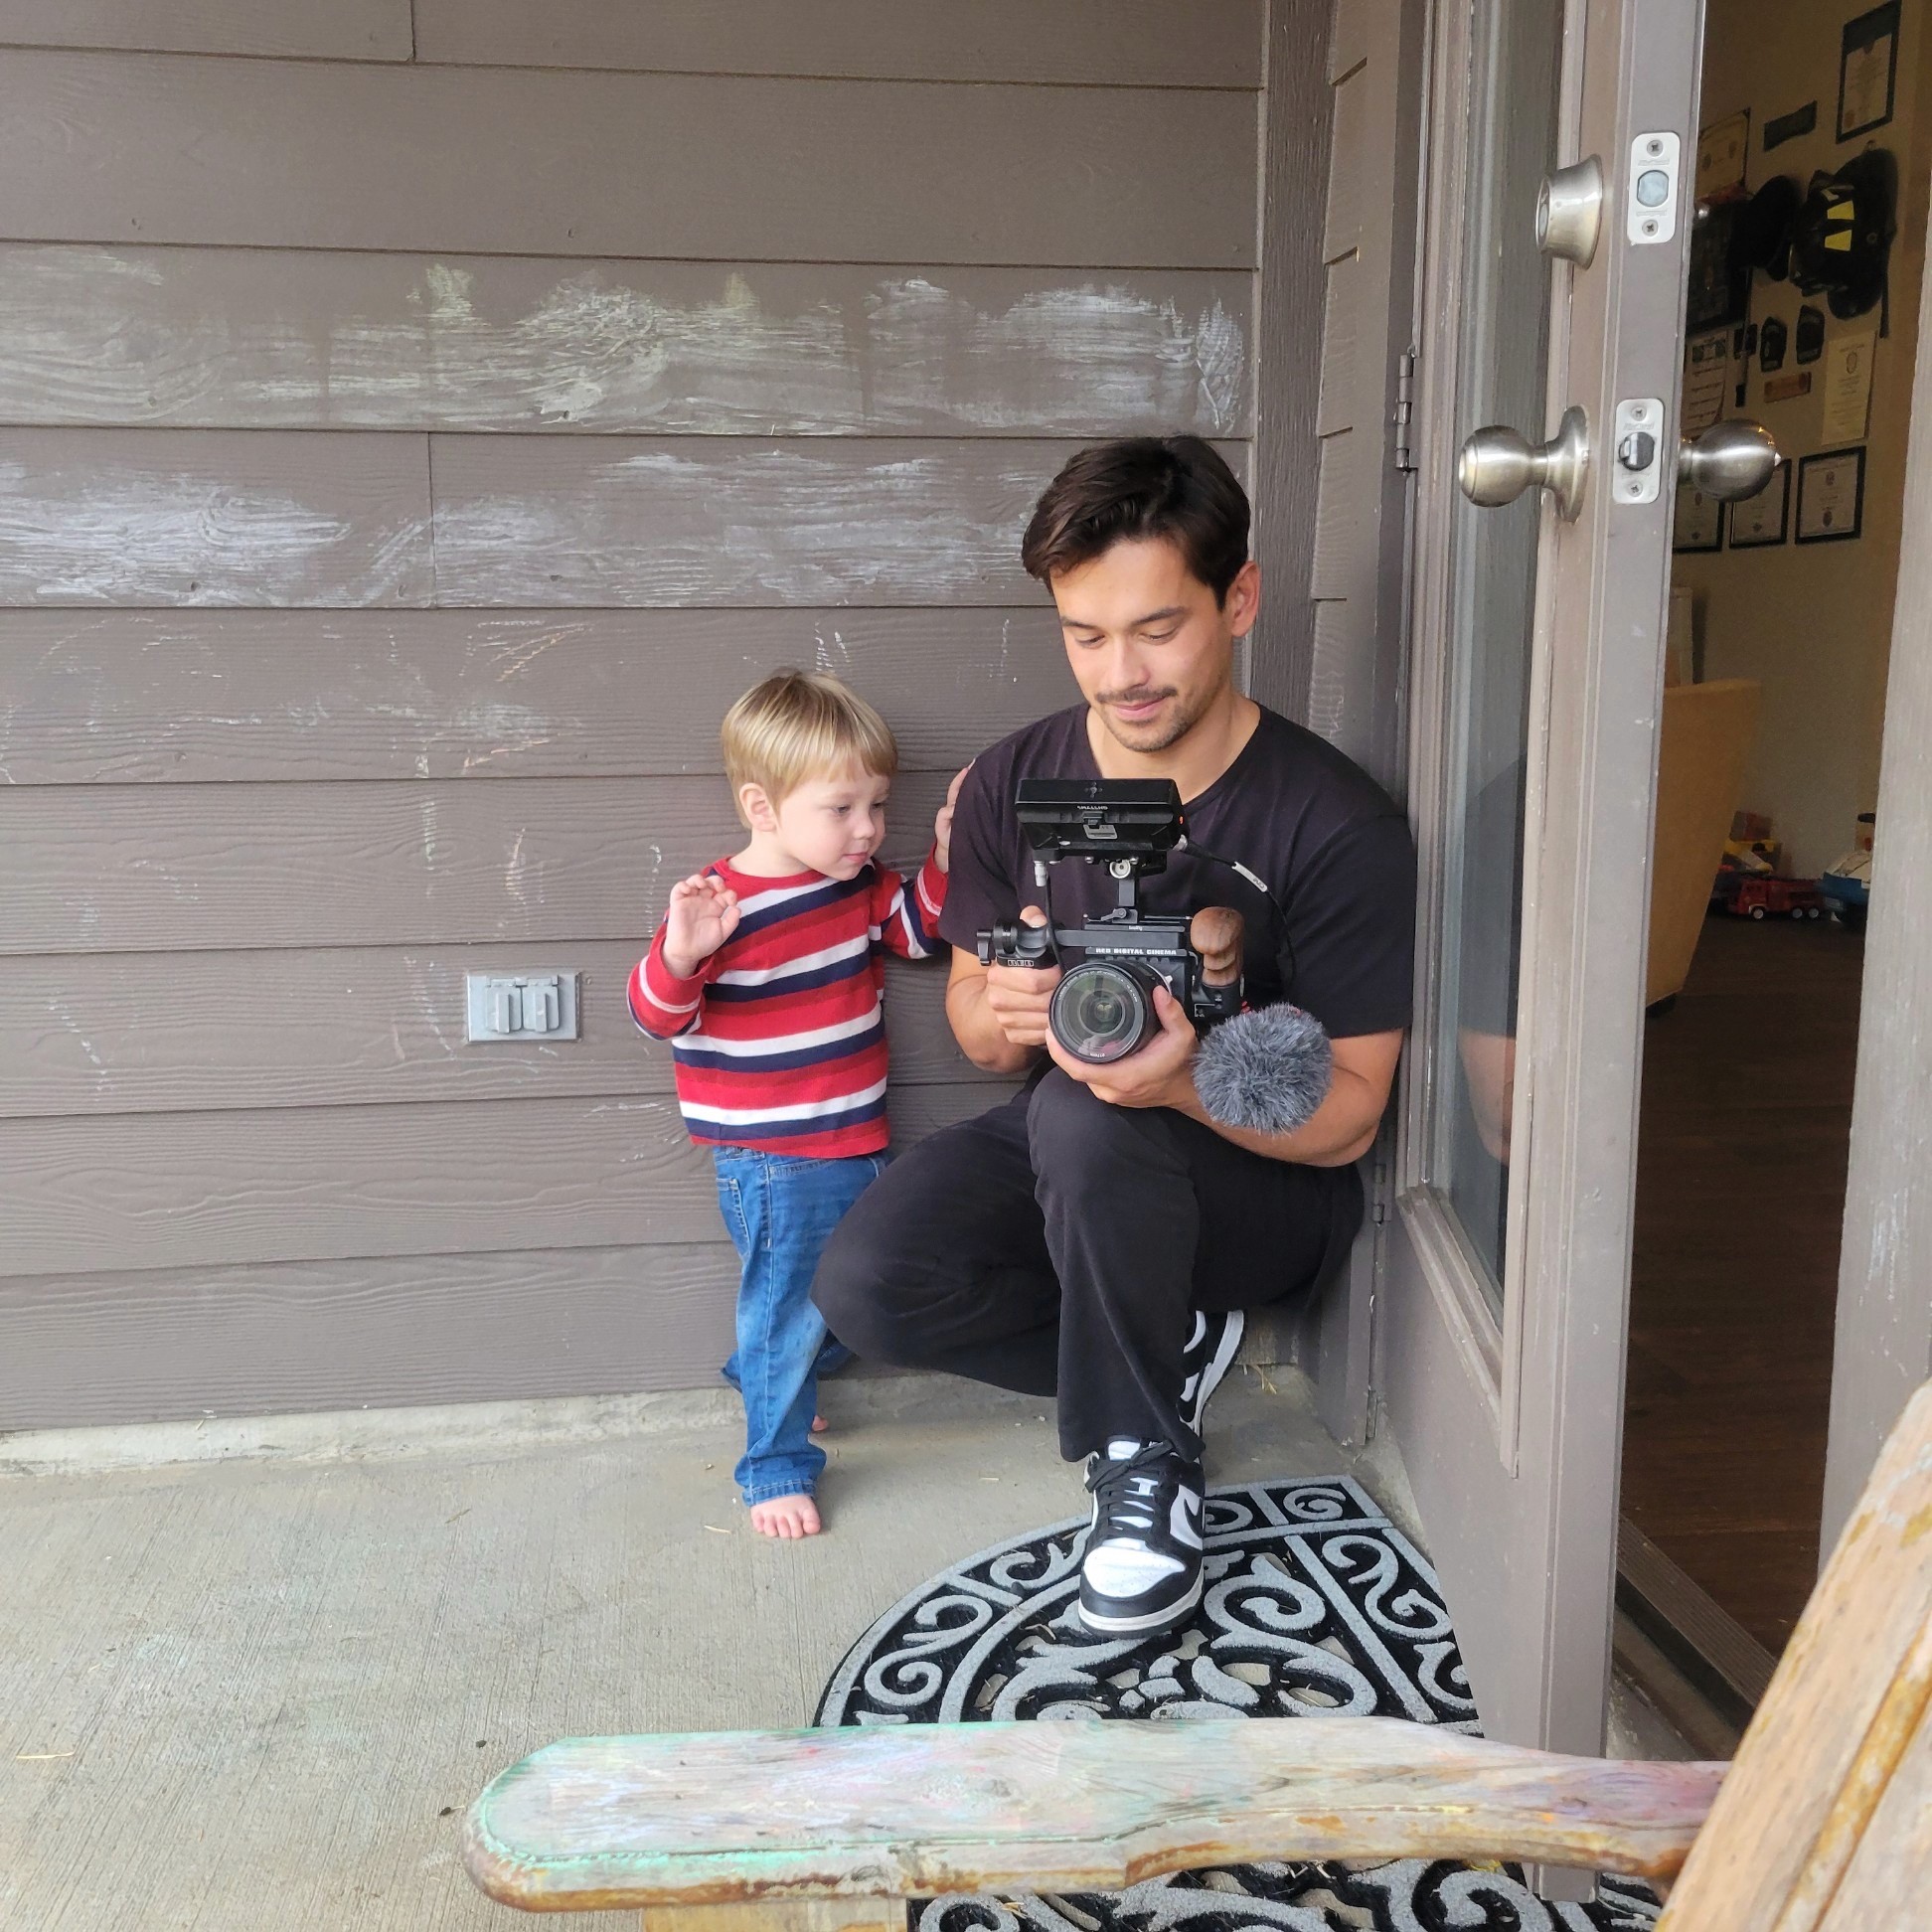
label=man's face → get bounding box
[1047,537,1259,755]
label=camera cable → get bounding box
[1176,837,1298,998]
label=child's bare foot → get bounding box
[812,1414,828,1433]
[749,1493,822,1538]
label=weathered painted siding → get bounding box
[0,2,1315,1428]
[0,251,1251,435]
[0,53,1256,265]
[1300,0,1420,791]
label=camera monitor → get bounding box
[1014,778,1185,870]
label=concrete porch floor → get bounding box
[0,1368,1682,1930]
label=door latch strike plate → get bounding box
[1626,133,1681,245]
[1611,398,1667,504]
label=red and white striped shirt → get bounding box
[628,852,947,1157]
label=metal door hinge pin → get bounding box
[1393,348,1418,473]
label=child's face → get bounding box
[768,763,891,880]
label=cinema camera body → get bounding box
[975,778,1244,1065]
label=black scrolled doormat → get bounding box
[816,1475,1660,1932]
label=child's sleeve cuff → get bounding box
[641,931,709,1014]
[915,849,948,923]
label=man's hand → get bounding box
[933,762,971,875]
[661,873,739,979]
[979,905,1061,1048]
[1045,979,1200,1108]
[1046,981,1405,1172]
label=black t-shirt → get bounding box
[937,705,1416,1040]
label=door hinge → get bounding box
[1393,348,1418,473]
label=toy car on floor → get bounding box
[1728,876,1825,920]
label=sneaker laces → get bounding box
[1085,1441,1185,1545]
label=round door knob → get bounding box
[1678,420,1780,502]
[1458,405,1589,522]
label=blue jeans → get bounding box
[713,1147,885,1506]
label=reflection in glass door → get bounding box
[1425,0,1566,1307]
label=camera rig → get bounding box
[976,779,1245,1064]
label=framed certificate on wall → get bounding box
[1796,447,1866,544]
[1727,461,1791,548]
[1673,479,1722,553]
[1840,3,1900,141]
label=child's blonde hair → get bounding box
[722,669,898,825]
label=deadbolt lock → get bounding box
[1536,156,1605,266]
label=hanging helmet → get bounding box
[1790,149,1897,320]
[1733,174,1802,281]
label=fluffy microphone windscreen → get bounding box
[1193,1002,1333,1134]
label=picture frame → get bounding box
[1673,479,1723,553]
[1839,3,1899,142]
[1796,446,1866,544]
[1686,201,1749,333]
[1726,461,1791,548]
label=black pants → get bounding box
[811,1068,1363,1463]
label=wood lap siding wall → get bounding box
[1305,0,1418,795]
[0,4,1306,1428]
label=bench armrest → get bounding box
[463,1717,1724,1914]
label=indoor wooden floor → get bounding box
[1622,913,1865,1656]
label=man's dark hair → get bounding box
[1020,435,1250,606]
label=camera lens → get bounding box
[1050,961,1155,1064]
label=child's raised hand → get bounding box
[934,762,972,874]
[662,873,739,978]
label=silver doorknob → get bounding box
[1458,405,1589,522]
[1677,419,1781,502]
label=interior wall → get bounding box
[1674,0,1932,878]
[0,4,1296,1427]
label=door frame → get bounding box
[1254,0,1431,1446]
[1823,184,1932,1550]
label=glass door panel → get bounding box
[1426,0,1566,1306]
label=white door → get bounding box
[1378,0,1778,1758]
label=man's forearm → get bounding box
[946,973,1044,1076]
[1162,1063,1382,1168]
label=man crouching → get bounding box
[812,436,1416,1636]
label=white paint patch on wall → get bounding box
[0,247,1252,437]
[0,432,432,607]
[430,438,1140,606]
[0,608,1074,783]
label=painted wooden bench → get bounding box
[464,1381,1932,1929]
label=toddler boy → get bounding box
[629,670,961,1538]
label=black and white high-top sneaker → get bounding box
[1179,1308,1245,1438]
[1076,1440,1206,1636]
